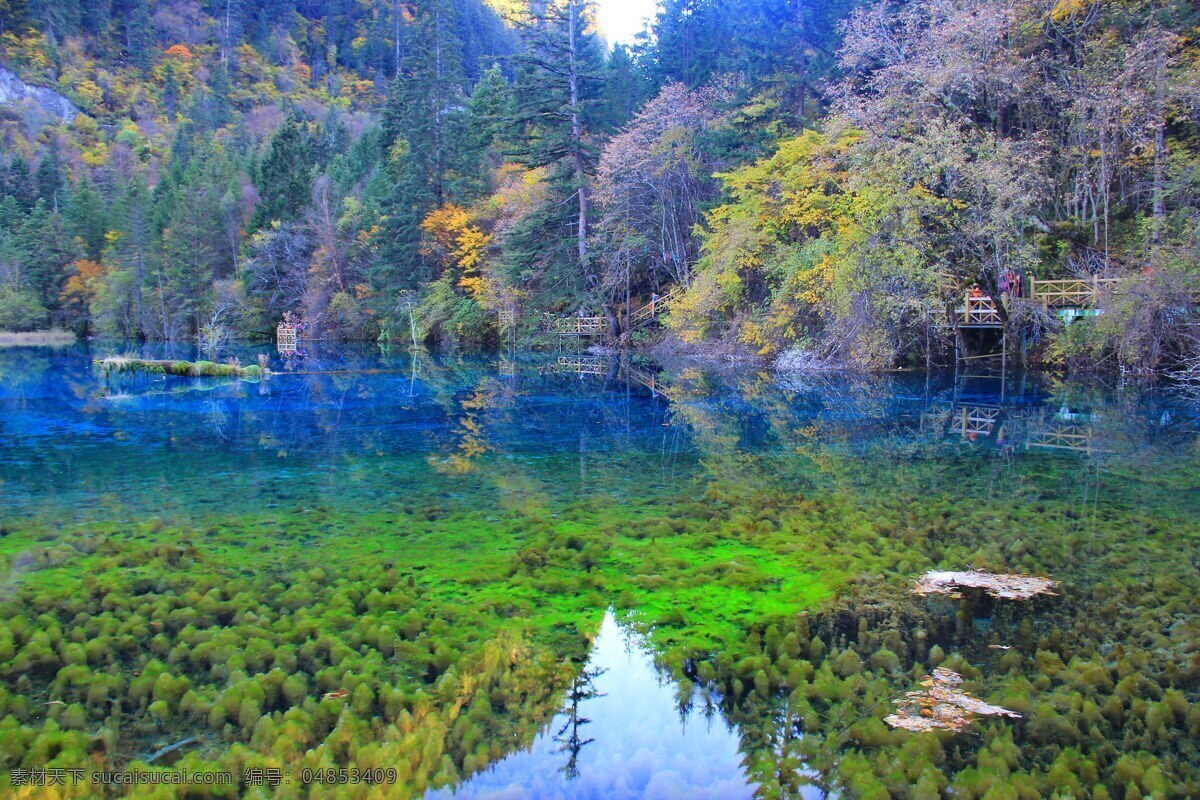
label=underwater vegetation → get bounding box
[0,348,1198,798]
[0,528,594,799]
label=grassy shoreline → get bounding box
[0,329,76,346]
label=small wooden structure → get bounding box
[276,323,298,353]
[922,402,1103,455]
[555,316,606,337]
[1027,423,1097,454]
[954,405,1002,438]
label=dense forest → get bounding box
[0,0,1197,371]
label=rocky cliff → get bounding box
[0,66,79,124]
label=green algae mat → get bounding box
[1,345,1198,798]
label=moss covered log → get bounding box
[96,357,267,379]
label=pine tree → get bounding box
[122,0,154,70]
[252,118,314,228]
[35,142,65,212]
[597,44,639,132]
[199,64,235,131]
[509,0,606,293]
[17,200,78,312]
[373,0,473,288]
[162,60,181,122]
[66,180,108,260]
[28,0,82,38]
[462,64,513,184]
[81,0,112,37]
[2,157,36,211]
[112,178,155,338]
[386,0,467,207]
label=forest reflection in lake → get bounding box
[430,611,766,800]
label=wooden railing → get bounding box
[556,355,608,375]
[925,403,1102,454]
[549,285,686,338]
[625,365,679,401]
[958,295,1003,326]
[1029,276,1117,308]
[629,285,685,330]
[1027,425,1096,454]
[955,405,1002,438]
[554,316,606,336]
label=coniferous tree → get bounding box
[387,0,467,207]
[66,180,108,261]
[508,0,606,299]
[2,158,36,212]
[462,64,513,184]
[122,0,155,69]
[34,143,65,212]
[252,118,314,228]
[28,0,82,38]
[374,0,471,288]
[597,44,640,132]
[17,201,77,313]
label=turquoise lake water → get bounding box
[1,343,1197,798]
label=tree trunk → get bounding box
[567,1,589,273]
[223,0,232,65]
[434,4,445,205]
[1151,31,1167,241]
[400,0,410,75]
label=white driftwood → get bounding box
[885,668,1021,733]
[913,569,1058,600]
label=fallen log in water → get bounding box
[913,569,1058,600]
[96,357,267,379]
[885,667,1021,733]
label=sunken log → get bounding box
[913,569,1058,601]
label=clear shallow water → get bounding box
[1,343,1198,798]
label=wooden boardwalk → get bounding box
[1029,277,1117,308]
[628,285,685,331]
[554,355,609,375]
[955,274,1200,329]
[552,285,685,339]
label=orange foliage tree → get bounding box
[419,205,492,300]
